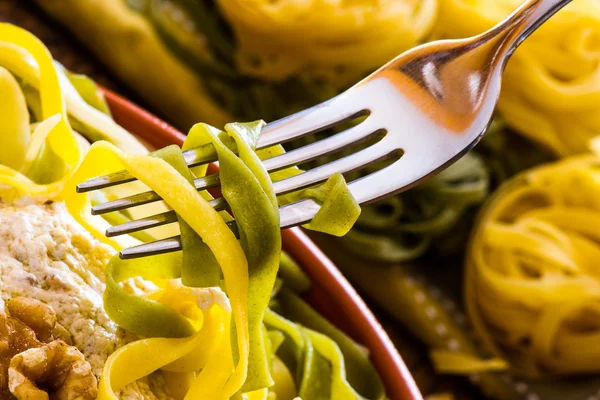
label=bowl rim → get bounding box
[101,88,423,400]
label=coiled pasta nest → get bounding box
[217,0,438,83]
[466,154,600,377]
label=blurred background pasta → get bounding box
[466,155,600,377]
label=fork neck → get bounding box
[497,0,573,58]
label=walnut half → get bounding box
[9,340,97,400]
[6,298,72,345]
[0,298,97,400]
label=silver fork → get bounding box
[78,0,570,259]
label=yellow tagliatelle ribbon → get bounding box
[0,23,78,197]
[0,64,29,170]
[430,350,508,374]
[0,24,166,249]
[466,154,600,377]
[99,303,230,399]
[127,154,250,398]
[216,0,438,83]
[434,0,600,156]
[61,140,250,399]
[0,23,147,202]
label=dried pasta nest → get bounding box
[466,155,600,377]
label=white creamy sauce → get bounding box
[0,200,173,399]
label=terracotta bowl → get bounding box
[102,89,422,400]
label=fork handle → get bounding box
[506,0,573,54]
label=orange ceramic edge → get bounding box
[101,88,423,400]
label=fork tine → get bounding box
[106,210,177,237]
[77,95,366,194]
[117,204,309,257]
[94,190,163,216]
[117,156,403,259]
[92,174,221,215]
[276,156,406,230]
[92,120,378,215]
[119,198,322,258]
[76,170,137,193]
[181,143,218,168]
[119,214,239,260]
[106,197,228,237]
[120,236,182,259]
[271,140,400,196]
[261,119,380,172]
[256,94,367,148]
[119,217,240,258]
[76,143,218,194]
[107,140,397,239]
[118,216,241,258]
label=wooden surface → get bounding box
[0,1,483,398]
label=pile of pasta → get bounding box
[0,23,386,400]
[466,154,600,377]
[435,0,600,156]
[216,0,437,83]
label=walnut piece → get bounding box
[6,298,72,346]
[0,298,96,399]
[9,340,98,400]
[7,298,58,344]
[0,306,40,398]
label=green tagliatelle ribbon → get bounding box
[277,290,386,399]
[264,291,386,400]
[212,121,281,392]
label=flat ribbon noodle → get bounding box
[0,65,29,170]
[278,290,386,399]
[0,24,78,197]
[98,305,229,399]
